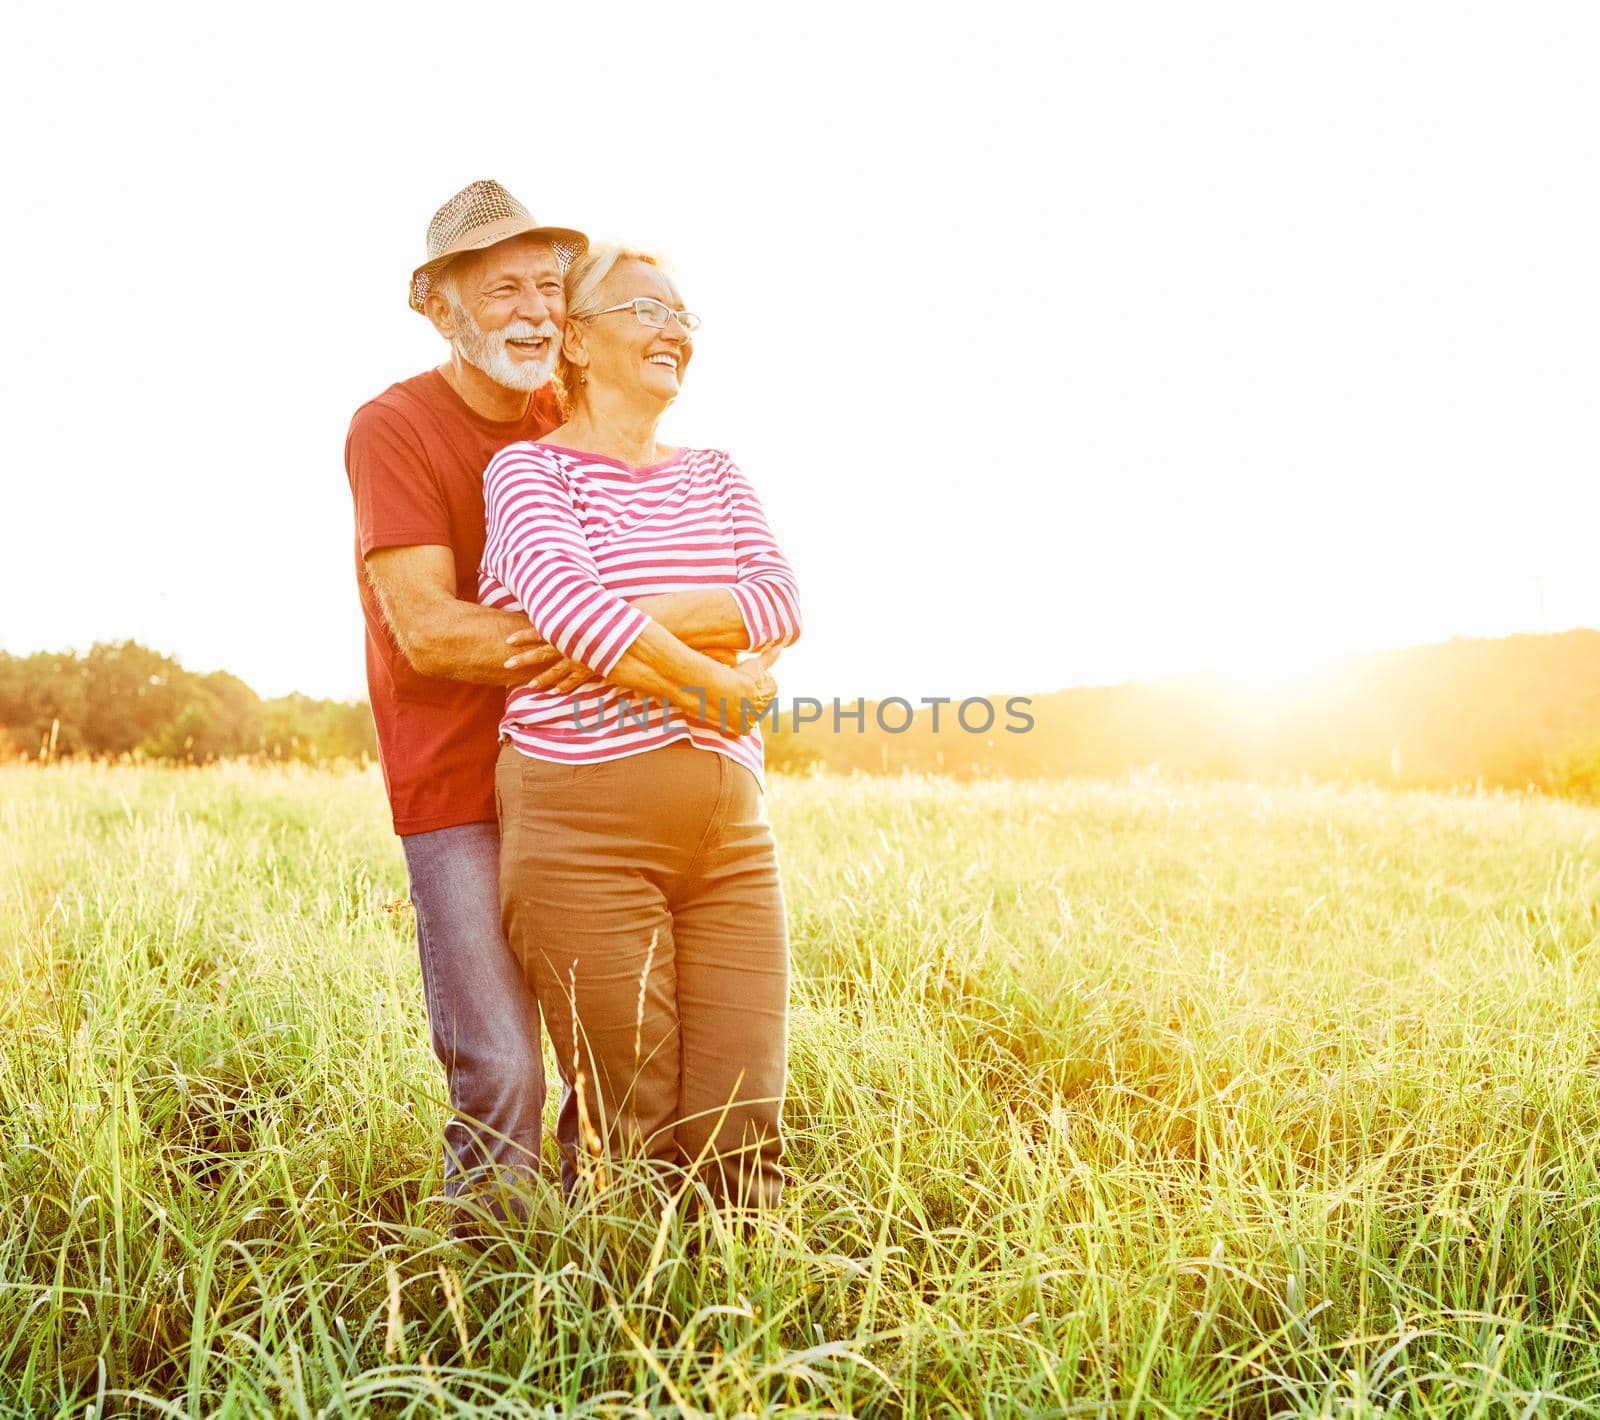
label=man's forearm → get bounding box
[627,590,750,651]
[404,600,532,685]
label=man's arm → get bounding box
[365,544,570,686]
[367,546,733,693]
[345,399,570,689]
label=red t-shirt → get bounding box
[345,369,561,835]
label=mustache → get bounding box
[497,319,559,344]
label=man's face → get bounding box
[435,235,566,392]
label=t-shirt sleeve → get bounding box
[479,445,652,677]
[345,401,451,557]
[720,453,804,653]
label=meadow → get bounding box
[2,761,1599,1417]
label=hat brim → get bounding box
[410,220,590,312]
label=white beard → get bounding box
[449,302,560,392]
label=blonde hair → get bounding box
[556,242,678,411]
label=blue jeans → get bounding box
[401,821,579,1212]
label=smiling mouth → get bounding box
[507,337,550,357]
[646,354,679,371]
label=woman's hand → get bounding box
[710,646,782,733]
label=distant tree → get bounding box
[0,648,91,756]
[135,667,261,761]
[0,643,375,764]
[1543,740,1600,804]
[761,717,824,774]
[79,641,192,755]
[258,693,377,761]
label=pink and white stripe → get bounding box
[479,441,802,789]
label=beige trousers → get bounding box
[496,738,789,1210]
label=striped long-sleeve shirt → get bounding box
[479,441,803,789]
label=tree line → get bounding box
[0,642,376,763]
[6,631,1599,804]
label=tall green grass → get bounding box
[2,761,1598,1416]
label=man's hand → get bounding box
[503,628,593,692]
[505,627,739,692]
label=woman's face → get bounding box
[581,260,695,405]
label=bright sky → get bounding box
[4,3,1596,704]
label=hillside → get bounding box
[770,628,1600,799]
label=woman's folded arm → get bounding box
[482,445,745,722]
[625,588,750,650]
[721,454,803,652]
[603,454,801,655]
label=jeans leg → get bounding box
[401,821,576,1214]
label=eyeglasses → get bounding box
[591,296,701,333]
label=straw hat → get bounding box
[410,179,588,313]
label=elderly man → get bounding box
[344,179,592,1225]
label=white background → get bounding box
[3,2,1595,702]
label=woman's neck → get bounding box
[553,388,669,468]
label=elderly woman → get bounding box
[478,243,801,1212]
